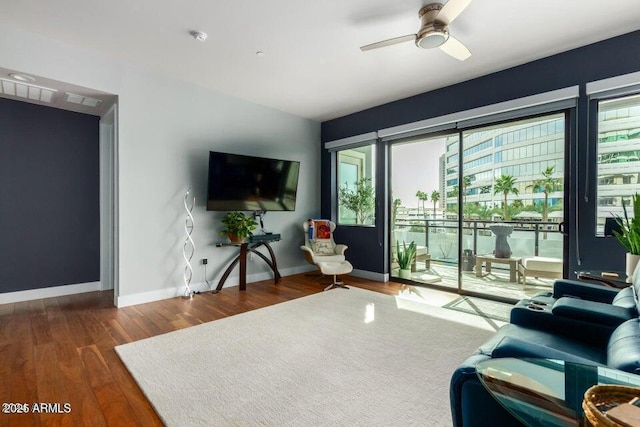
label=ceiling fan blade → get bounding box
[360,34,415,51]
[439,35,471,61]
[438,0,472,24]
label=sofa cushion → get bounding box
[633,271,640,306]
[552,297,634,326]
[612,286,638,312]
[607,318,640,374]
[473,323,606,363]
[491,336,606,366]
[522,256,563,272]
[553,279,620,303]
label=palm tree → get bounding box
[527,166,562,222]
[449,185,459,214]
[461,176,472,206]
[392,198,402,226]
[460,176,473,218]
[494,175,519,220]
[430,190,440,218]
[416,190,428,216]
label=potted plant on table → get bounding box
[612,193,640,277]
[396,240,417,280]
[220,211,257,243]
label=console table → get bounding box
[214,235,281,292]
[476,358,640,426]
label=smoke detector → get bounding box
[190,31,208,42]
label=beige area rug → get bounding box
[442,296,514,322]
[116,287,495,426]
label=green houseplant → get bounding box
[613,193,640,276]
[220,211,257,243]
[396,240,417,279]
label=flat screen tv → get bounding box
[206,151,300,211]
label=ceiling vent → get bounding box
[64,92,102,107]
[0,78,57,103]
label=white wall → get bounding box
[0,25,321,306]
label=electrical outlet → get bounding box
[202,258,208,265]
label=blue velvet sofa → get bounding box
[449,276,640,427]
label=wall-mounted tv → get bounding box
[206,151,300,211]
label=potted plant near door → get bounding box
[220,211,257,243]
[396,240,417,279]
[612,193,640,277]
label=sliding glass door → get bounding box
[390,133,459,287]
[458,114,566,300]
[390,112,567,301]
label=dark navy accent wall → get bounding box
[0,98,100,293]
[321,30,640,275]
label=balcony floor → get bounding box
[395,260,554,301]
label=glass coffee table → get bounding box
[476,358,640,426]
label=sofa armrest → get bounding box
[450,353,492,427]
[450,353,525,427]
[553,279,619,303]
[491,336,605,366]
[300,245,315,264]
[608,319,640,374]
[552,297,634,327]
[334,244,348,255]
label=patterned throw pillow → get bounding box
[313,220,331,240]
[311,240,335,256]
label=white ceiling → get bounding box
[2,0,640,122]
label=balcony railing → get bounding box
[393,218,562,262]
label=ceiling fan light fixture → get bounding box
[417,29,449,49]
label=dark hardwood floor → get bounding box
[0,274,405,426]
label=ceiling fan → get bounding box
[360,0,472,61]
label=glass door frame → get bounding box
[457,111,570,301]
[388,109,572,303]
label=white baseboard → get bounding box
[117,287,185,308]
[350,269,388,282]
[0,281,102,305]
[0,266,383,308]
[116,264,318,308]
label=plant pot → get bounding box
[462,250,475,272]
[399,269,412,279]
[626,252,640,278]
[228,232,246,244]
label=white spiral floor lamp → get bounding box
[182,187,195,299]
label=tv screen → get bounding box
[206,151,300,211]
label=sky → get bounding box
[391,137,446,209]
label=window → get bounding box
[458,113,564,219]
[596,93,640,234]
[337,145,376,225]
